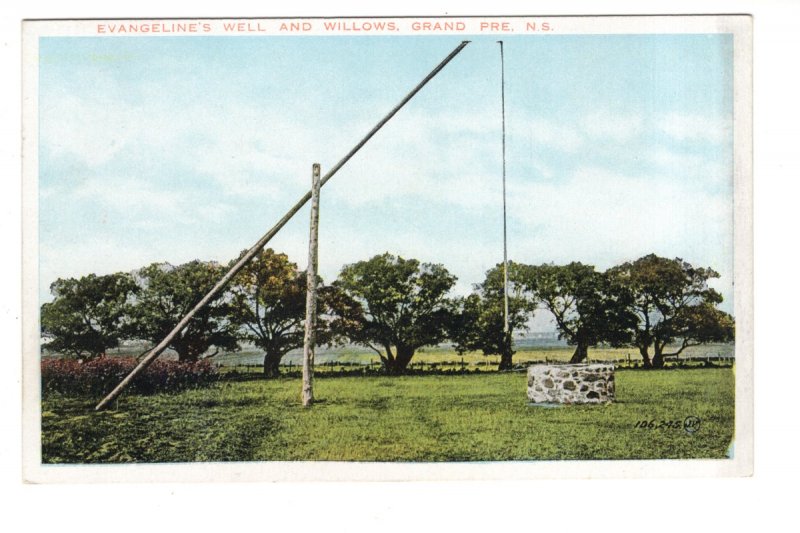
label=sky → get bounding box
[38,33,735,325]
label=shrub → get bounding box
[41,357,218,396]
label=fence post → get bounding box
[302,163,321,407]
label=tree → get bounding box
[450,262,538,370]
[129,260,239,362]
[228,249,344,377]
[518,262,637,364]
[332,253,457,374]
[607,254,735,368]
[40,273,137,359]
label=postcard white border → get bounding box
[21,14,753,483]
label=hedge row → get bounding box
[41,357,218,396]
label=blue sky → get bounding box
[38,33,735,323]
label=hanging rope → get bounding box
[498,40,509,335]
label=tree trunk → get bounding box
[651,348,665,369]
[639,346,652,369]
[386,345,415,375]
[174,336,205,363]
[263,352,281,378]
[569,342,589,364]
[498,331,514,370]
[385,361,404,375]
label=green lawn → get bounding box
[41,368,735,463]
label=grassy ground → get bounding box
[42,367,735,463]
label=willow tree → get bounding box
[129,261,240,362]
[607,254,734,368]
[40,272,138,359]
[227,248,345,377]
[449,262,538,370]
[332,253,456,374]
[518,262,636,364]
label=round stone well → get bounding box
[527,363,615,404]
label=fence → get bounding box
[217,352,734,379]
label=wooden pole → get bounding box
[93,40,469,411]
[302,164,321,407]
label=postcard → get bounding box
[21,15,753,482]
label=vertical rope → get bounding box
[499,41,509,334]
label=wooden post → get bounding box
[302,163,321,407]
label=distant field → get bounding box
[52,341,735,376]
[44,342,734,374]
[211,343,735,373]
[57,340,733,366]
[42,368,735,463]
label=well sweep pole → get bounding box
[498,40,509,335]
[95,40,470,410]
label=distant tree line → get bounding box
[40,250,734,374]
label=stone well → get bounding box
[527,363,615,404]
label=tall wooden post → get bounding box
[302,163,321,407]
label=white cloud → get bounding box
[40,87,332,202]
[645,147,732,187]
[317,107,502,210]
[658,112,733,144]
[581,111,643,142]
[523,118,584,153]
[58,176,232,228]
[39,81,735,314]
[40,91,131,167]
[503,165,733,309]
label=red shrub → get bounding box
[41,357,218,396]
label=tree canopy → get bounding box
[41,273,138,359]
[39,251,735,373]
[607,254,734,368]
[332,253,457,374]
[449,262,538,370]
[228,249,345,377]
[517,262,637,363]
[129,261,240,362]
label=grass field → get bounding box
[41,367,735,463]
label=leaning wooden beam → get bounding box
[302,163,321,407]
[94,40,471,410]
